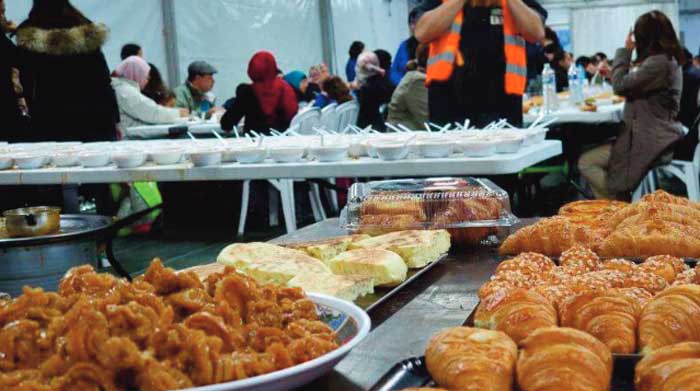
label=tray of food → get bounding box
[186,229,452,311]
[0,259,370,391]
[342,177,518,246]
[499,190,700,258]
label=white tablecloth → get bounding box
[124,122,224,140]
[524,103,624,126]
[0,140,562,185]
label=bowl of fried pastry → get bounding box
[0,259,370,391]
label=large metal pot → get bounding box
[0,205,161,297]
[4,206,61,237]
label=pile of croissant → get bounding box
[500,190,700,258]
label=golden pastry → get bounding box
[425,327,517,391]
[635,342,700,391]
[517,327,613,391]
[559,290,640,354]
[559,245,600,272]
[639,259,679,284]
[599,220,700,259]
[639,284,700,354]
[499,217,598,256]
[597,258,637,273]
[474,288,557,344]
[646,255,688,275]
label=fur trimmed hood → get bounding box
[16,23,108,56]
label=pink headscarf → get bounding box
[115,55,151,90]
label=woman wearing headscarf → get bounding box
[284,70,317,103]
[16,0,119,142]
[221,51,298,134]
[355,51,395,131]
[111,56,187,130]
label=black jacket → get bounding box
[16,22,118,142]
[0,33,25,142]
[674,67,700,161]
[220,84,292,134]
[356,75,394,131]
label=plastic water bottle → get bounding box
[577,64,587,100]
[568,64,580,105]
[542,64,558,114]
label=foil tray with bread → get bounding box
[342,177,518,246]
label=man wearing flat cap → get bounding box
[173,60,218,114]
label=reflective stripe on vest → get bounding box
[426,0,528,96]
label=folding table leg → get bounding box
[268,185,280,227]
[278,179,297,233]
[237,180,250,236]
[309,183,327,222]
[326,178,339,214]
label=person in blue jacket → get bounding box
[346,41,364,82]
[390,8,420,86]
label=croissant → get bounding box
[499,217,598,256]
[641,190,700,210]
[532,284,576,312]
[425,327,517,391]
[635,342,700,391]
[598,220,700,259]
[474,289,557,344]
[430,199,497,245]
[559,290,640,354]
[646,255,688,275]
[616,287,653,309]
[360,194,426,220]
[673,267,699,286]
[613,202,700,232]
[597,259,637,273]
[559,200,629,218]
[559,246,600,272]
[639,284,700,354]
[494,253,556,277]
[638,259,679,283]
[623,270,668,294]
[517,327,613,391]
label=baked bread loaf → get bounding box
[639,284,700,354]
[559,290,640,354]
[287,273,374,302]
[349,230,451,268]
[285,234,370,263]
[327,248,408,287]
[425,327,517,391]
[474,288,557,344]
[517,327,613,391]
[635,342,700,391]
[499,217,598,256]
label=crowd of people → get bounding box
[2,0,700,209]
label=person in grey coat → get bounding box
[578,10,684,200]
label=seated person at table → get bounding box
[111,56,187,130]
[142,62,174,107]
[354,51,394,131]
[220,51,298,134]
[284,70,317,104]
[314,76,353,109]
[173,60,217,114]
[387,43,429,131]
[578,11,684,200]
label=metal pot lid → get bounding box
[0,214,112,248]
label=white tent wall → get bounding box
[5,0,169,84]
[570,1,679,58]
[680,0,700,56]
[330,0,410,77]
[173,0,324,103]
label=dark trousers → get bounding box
[428,81,523,128]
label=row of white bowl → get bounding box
[0,128,548,169]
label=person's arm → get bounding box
[280,83,300,123]
[220,85,249,131]
[612,36,669,98]
[415,0,466,43]
[507,0,545,43]
[123,87,183,124]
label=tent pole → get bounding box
[161,0,181,87]
[319,0,337,75]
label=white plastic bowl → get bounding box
[524,128,548,146]
[13,154,48,170]
[190,150,223,167]
[269,146,306,163]
[79,153,111,168]
[309,144,349,162]
[416,141,454,158]
[347,141,367,158]
[112,151,147,169]
[460,140,498,157]
[52,152,82,167]
[0,156,13,170]
[151,149,184,165]
[233,147,268,164]
[493,136,525,154]
[374,143,410,161]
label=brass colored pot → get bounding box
[3,206,61,238]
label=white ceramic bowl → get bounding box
[268,146,306,163]
[309,144,348,162]
[151,149,184,165]
[13,154,48,169]
[233,147,268,164]
[79,153,111,168]
[0,156,13,170]
[374,143,410,161]
[190,150,223,167]
[460,140,498,157]
[51,151,82,167]
[493,136,525,154]
[416,141,454,158]
[112,151,147,169]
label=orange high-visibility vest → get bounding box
[426,0,528,96]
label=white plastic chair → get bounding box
[290,107,321,135]
[336,100,359,131]
[320,103,338,132]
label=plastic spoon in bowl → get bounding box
[538,117,559,129]
[529,114,544,129]
[210,129,226,144]
[232,126,240,138]
[385,122,403,133]
[397,124,413,133]
[424,123,433,133]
